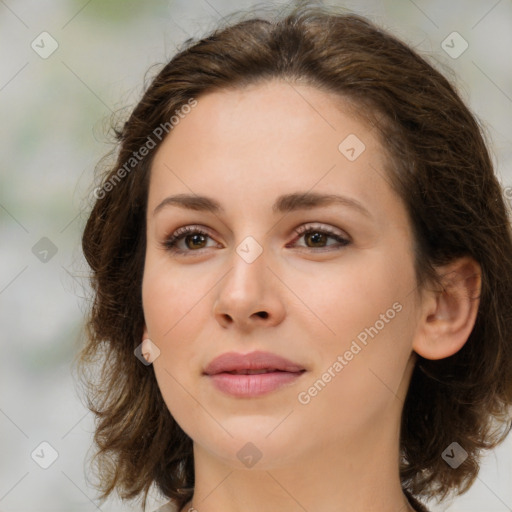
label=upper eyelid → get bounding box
[163,223,350,249]
[167,222,348,238]
[294,223,349,237]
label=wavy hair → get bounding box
[75,3,512,511]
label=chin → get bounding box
[189,416,308,469]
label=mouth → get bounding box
[203,351,306,397]
[223,368,292,375]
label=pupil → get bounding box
[188,234,205,249]
[308,232,325,247]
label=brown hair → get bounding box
[75,3,512,510]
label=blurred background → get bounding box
[0,0,511,511]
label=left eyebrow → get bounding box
[273,191,371,218]
[152,191,372,219]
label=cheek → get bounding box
[297,251,414,354]
[142,262,213,422]
[142,256,211,341]
[294,302,416,441]
[297,255,417,411]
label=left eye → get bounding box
[162,224,350,255]
[290,224,351,251]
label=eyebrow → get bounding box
[153,191,371,218]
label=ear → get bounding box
[412,256,481,360]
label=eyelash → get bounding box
[162,224,351,255]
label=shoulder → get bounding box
[150,502,178,512]
[151,496,432,512]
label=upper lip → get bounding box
[203,351,306,375]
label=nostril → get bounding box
[257,311,269,319]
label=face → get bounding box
[142,80,422,469]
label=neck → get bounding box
[181,411,415,512]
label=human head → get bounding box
[77,4,512,510]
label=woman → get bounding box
[76,4,512,512]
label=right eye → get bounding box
[162,225,219,255]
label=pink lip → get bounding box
[204,351,306,397]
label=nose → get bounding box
[212,244,286,332]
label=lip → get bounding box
[203,351,306,397]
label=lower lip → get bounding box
[207,371,305,397]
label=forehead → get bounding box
[162,80,372,150]
[147,80,397,223]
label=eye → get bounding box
[288,223,351,251]
[161,223,351,255]
[162,225,218,255]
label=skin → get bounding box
[141,80,481,512]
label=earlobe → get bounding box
[412,256,481,360]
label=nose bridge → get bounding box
[223,234,269,302]
[213,231,283,327]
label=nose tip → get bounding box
[219,309,270,328]
[213,252,286,330]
